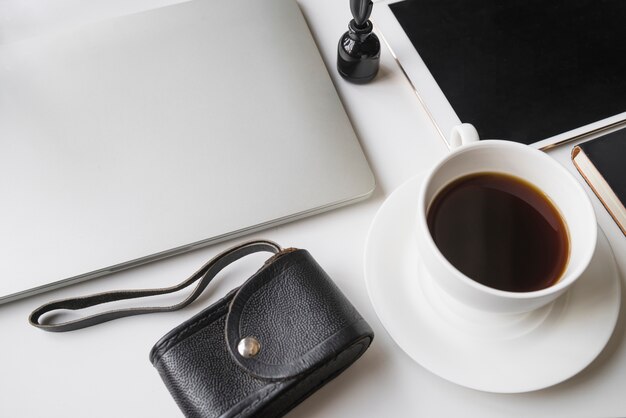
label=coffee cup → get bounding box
[415,124,597,315]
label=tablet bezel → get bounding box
[372,0,626,150]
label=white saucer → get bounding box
[364,173,621,393]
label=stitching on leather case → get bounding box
[230,382,283,418]
[245,320,363,368]
[280,339,371,412]
[151,302,230,365]
[232,337,372,417]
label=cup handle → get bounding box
[449,123,480,149]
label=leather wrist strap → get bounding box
[29,240,281,332]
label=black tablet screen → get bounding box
[389,0,626,144]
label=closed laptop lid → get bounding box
[0,0,374,302]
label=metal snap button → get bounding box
[238,336,261,358]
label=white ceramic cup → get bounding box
[416,124,597,315]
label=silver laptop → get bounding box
[0,0,375,303]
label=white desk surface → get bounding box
[2,1,625,417]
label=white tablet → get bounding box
[372,0,626,150]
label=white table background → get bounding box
[1,0,625,417]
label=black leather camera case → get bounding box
[149,248,374,418]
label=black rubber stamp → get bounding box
[337,0,381,84]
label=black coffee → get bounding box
[427,173,569,292]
